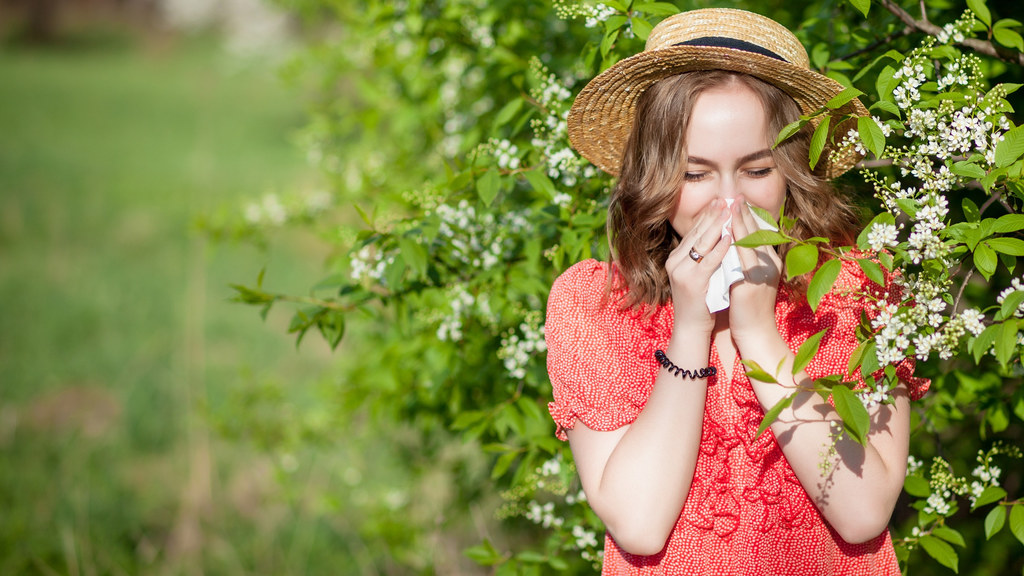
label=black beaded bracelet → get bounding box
[654,349,717,380]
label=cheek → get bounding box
[747,177,787,214]
[671,186,715,232]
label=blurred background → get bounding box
[0,1,492,574]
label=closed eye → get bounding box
[684,172,708,182]
[747,167,775,178]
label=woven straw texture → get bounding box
[567,8,868,179]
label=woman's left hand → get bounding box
[728,197,783,348]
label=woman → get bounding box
[545,8,927,575]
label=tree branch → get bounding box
[876,0,1024,66]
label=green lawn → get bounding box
[0,30,356,574]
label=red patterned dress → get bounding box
[546,258,928,576]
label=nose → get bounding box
[716,175,740,200]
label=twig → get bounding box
[876,0,1024,66]
[855,158,895,169]
[953,268,974,315]
[979,188,1004,216]
[836,27,915,62]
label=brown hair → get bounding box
[607,71,858,309]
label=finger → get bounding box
[679,199,727,247]
[668,203,729,269]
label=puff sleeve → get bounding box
[545,260,650,440]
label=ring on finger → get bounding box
[688,247,704,263]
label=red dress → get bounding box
[546,259,928,576]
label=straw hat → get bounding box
[567,8,869,179]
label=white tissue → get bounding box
[706,199,778,313]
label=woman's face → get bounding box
[669,83,787,236]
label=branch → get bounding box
[836,27,915,62]
[876,0,1024,66]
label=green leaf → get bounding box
[920,535,959,573]
[774,118,808,147]
[857,258,886,287]
[999,290,1024,320]
[742,359,778,383]
[973,486,1008,511]
[857,115,885,159]
[974,242,998,279]
[793,329,828,376]
[904,475,930,497]
[630,17,653,41]
[464,539,504,566]
[1011,503,1024,546]
[491,450,518,480]
[995,125,1024,168]
[952,161,987,180]
[962,198,981,223]
[986,505,1007,539]
[317,311,345,350]
[832,385,870,445]
[967,0,991,26]
[933,526,966,548]
[996,320,1018,366]
[785,244,819,280]
[993,214,1024,233]
[755,394,794,439]
[985,237,1024,256]
[732,229,790,247]
[807,258,841,311]
[523,169,557,200]
[876,65,897,102]
[848,0,870,17]
[809,116,831,169]
[600,27,620,58]
[994,27,1024,51]
[398,237,428,278]
[493,97,523,129]
[994,18,1024,29]
[633,2,680,16]
[826,86,865,109]
[972,323,999,363]
[476,169,502,206]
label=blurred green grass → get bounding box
[0,29,354,574]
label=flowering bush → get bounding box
[219,0,1024,573]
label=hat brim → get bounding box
[567,46,869,179]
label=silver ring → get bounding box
[688,247,704,263]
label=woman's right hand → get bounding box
[665,198,732,331]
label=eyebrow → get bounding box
[686,149,774,167]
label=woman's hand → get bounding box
[727,196,783,348]
[667,199,732,332]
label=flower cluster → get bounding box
[553,1,618,28]
[498,311,547,380]
[527,58,598,187]
[498,454,603,569]
[435,285,493,342]
[922,457,969,516]
[857,380,891,410]
[968,443,1022,506]
[349,244,395,284]
[432,199,532,270]
[483,138,521,170]
[996,277,1024,317]
[246,191,329,227]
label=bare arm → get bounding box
[729,198,910,544]
[565,200,732,556]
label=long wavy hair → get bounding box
[607,70,859,309]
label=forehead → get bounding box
[685,85,772,155]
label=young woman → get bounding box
[545,9,927,575]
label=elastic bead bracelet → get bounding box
[654,349,717,380]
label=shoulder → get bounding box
[547,259,617,323]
